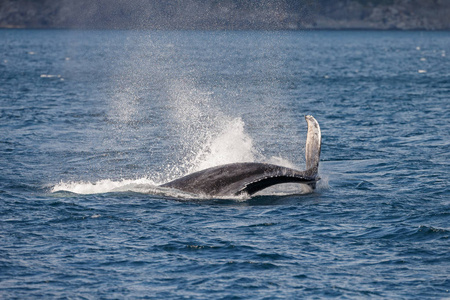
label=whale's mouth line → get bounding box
[236,173,320,196]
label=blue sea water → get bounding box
[0,29,449,299]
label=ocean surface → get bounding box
[0,29,449,299]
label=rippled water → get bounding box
[1,30,449,298]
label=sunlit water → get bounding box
[1,30,449,298]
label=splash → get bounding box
[189,117,258,172]
[165,79,262,177]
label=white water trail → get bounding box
[51,178,158,195]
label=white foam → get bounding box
[317,174,330,191]
[40,74,62,78]
[51,178,157,194]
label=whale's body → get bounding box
[161,115,321,197]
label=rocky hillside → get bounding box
[0,0,449,30]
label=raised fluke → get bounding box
[305,115,321,177]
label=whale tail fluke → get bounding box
[304,115,321,187]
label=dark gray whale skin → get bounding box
[161,162,318,196]
[161,115,321,197]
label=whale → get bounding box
[161,115,321,197]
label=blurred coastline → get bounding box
[1,0,449,31]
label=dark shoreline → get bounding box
[1,27,448,32]
[1,0,449,32]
